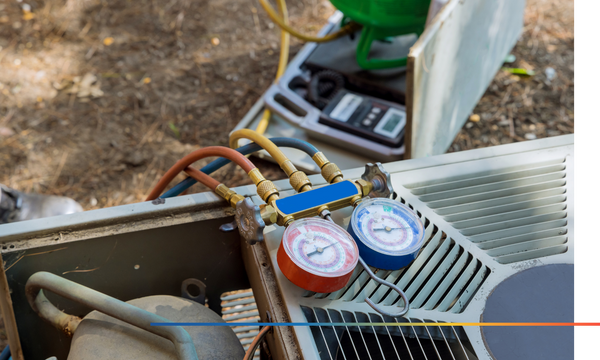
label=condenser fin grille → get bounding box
[405,158,568,264]
[301,307,476,360]
[306,199,490,314]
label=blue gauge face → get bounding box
[352,198,425,256]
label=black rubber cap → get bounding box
[481,264,574,360]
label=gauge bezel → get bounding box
[350,198,425,267]
[281,218,359,278]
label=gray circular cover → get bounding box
[482,264,573,360]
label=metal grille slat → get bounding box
[459,211,566,236]
[237,330,260,339]
[324,310,348,360]
[380,230,444,306]
[354,312,376,360]
[410,245,462,308]
[222,304,257,315]
[327,266,364,300]
[434,187,566,215]
[223,311,259,321]
[434,320,457,360]
[403,157,565,189]
[452,203,566,230]
[403,237,454,302]
[220,291,253,301]
[486,236,568,257]
[410,163,566,196]
[374,315,402,360]
[423,251,470,310]
[354,269,392,303]
[234,326,259,333]
[419,172,565,203]
[468,219,567,243]
[441,194,566,221]
[450,265,488,313]
[495,244,569,264]
[450,326,470,360]
[478,230,567,250]
[221,297,256,307]
[436,259,478,312]
[419,171,566,202]
[426,179,566,209]
[340,266,372,301]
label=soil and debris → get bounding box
[0,0,573,348]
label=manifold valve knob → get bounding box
[361,162,394,199]
[234,198,266,245]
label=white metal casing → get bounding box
[252,134,573,360]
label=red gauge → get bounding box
[277,218,359,293]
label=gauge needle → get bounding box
[374,226,409,232]
[307,243,336,257]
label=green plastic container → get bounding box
[330,0,432,69]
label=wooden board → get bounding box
[406,0,526,158]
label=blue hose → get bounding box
[0,345,10,360]
[160,137,320,198]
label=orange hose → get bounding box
[146,146,256,201]
[184,166,220,191]
[243,325,271,360]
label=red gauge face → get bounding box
[277,218,359,293]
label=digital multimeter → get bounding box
[319,90,406,147]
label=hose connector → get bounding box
[215,184,245,208]
[313,152,343,183]
[249,169,280,204]
[281,160,312,192]
[289,171,312,193]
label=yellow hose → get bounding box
[255,0,290,135]
[230,129,288,165]
[258,0,359,43]
[230,129,313,193]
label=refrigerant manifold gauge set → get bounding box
[147,130,426,317]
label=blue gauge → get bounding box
[348,198,425,270]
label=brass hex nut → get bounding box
[260,205,278,225]
[289,171,312,193]
[355,179,373,197]
[321,163,343,183]
[256,180,280,204]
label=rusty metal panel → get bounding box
[0,194,252,360]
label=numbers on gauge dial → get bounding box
[290,226,347,273]
[358,205,415,252]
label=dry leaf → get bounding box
[22,10,35,21]
[103,37,114,46]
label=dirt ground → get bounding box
[0,0,573,350]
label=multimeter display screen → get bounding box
[383,113,403,132]
[374,108,406,139]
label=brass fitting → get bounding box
[280,160,297,177]
[259,204,278,225]
[248,168,266,185]
[321,162,344,183]
[312,152,329,168]
[281,215,295,227]
[215,184,245,208]
[355,179,373,197]
[313,152,343,183]
[289,171,312,193]
[249,168,280,204]
[350,195,362,208]
[256,179,280,205]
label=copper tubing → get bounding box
[243,325,271,360]
[184,166,220,191]
[146,146,257,200]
